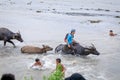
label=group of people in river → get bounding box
[30,29,118,80]
[0,58,86,80]
[0,29,118,80]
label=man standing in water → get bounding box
[48,58,66,80]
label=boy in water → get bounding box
[64,29,77,54]
[64,29,76,46]
[55,58,66,75]
[31,58,43,68]
[48,58,66,80]
[109,30,117,36]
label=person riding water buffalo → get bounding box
[64,29,77,54]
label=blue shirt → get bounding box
[67,33,74,45]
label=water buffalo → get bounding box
[21,45,53,54]
[0,28,23,47]
[55,43,100,56]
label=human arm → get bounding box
[66,34,71,48]
[30,63,35,68]
[72,39,77,43]
[62,64,66,74]
[67,41,71,48]
[38,61,43,67]
[30,61,43,68]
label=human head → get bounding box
[56,58,61,64]
[35,58,40,62]
[65,73,86,80]
[1,73,15,80]
[71,29,76,35]
[110,30,113,32]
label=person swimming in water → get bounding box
[31,58,43,68]
[109,30,117,36]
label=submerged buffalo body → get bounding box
[0,28,23,47]
[55,43,100,56]
[21,45,53,54]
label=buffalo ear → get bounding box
[15,33,19,37]
[91,43,95,48]
[13,35,15,39]
[18,30,20,33]
[88,46,92,49]
[13,33,18,38]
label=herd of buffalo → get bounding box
[0,28,100,56]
